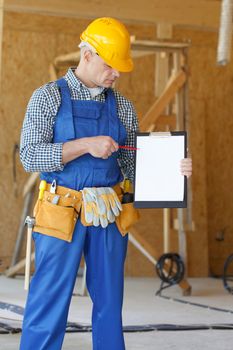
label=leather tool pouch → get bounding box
[115,193,140,236]
[33,191,81,242]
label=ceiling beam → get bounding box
[4,0,221,29]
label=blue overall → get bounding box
[20,78,128,350]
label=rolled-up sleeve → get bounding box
[20,87,64,172]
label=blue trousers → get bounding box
[19,220,128,350]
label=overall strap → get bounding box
[106,88,119,141]
[56,78,75,140]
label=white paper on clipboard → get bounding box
[134,133,186,204]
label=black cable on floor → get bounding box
[2,321,233,334]
[158,295,233,315]
[0,322,21,334]
[2,300,233,334]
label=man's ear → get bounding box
[83,50,93,63]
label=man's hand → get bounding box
[180,158,192,178]
[62,136,119,164]
[87,136,119,159]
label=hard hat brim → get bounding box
[102,56,134,73]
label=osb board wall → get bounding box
[174,27,233,277]
[0,11,163,277]
[1,10,224,278]
[174,28,233,277]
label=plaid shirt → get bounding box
[20,68,139,182]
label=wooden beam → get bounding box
[49,63,58,81]
[54,51,80,66]
[155,23,173,98]
[4,0,221,30]
[5,252,35,277]
[49,40,189,81]
[0,0,4,95]
[155,114,177,129]
[140,70,187,131]
[22,172,39,198]
[132,40,190,51]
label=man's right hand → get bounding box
[87,136,119,159]
[62,136,119,164]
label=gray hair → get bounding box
[78,41,97,55]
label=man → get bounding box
[19,17,192,350]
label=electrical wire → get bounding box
[2,319,233,334]
[2,299,233,334]
[158,295,233,315]
[223,253,233,294]
[155,253,185,295]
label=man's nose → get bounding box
[112,69,120,78]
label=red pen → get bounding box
[119,145,139,150]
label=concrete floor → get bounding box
[1,276,233,349]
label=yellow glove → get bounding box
[82,187,122,228]
[96,187,122,221]
[82,188,108,228]
[81,188,99,226]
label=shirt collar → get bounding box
[65,67,105,96]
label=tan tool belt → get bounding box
[33,182,140,242]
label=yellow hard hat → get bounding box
[80,17,133,72]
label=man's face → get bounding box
[87,52,120,88]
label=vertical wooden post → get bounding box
[174,52,184,130]
[0,0,4,95]
[173,51,189,274]
[163,208,170,252]
[155,23,173,98]
[156,23,173,253]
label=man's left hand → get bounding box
[180,158,192,178]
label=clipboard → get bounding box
[134,131,187,208]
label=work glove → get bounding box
[81,188,100,227]
[82,187,122,228]
[96,187,122,220]
[106,187,122,216]
[95,188,115,223]
[82,188,108,228]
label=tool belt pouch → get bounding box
[115,195,140,236]
[33,191,81,242]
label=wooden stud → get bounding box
[173,50,189,276]
[156,23,173,254]
[155,23,173,98]
[0,0,4,96]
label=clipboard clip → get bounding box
[149,132,171,137]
